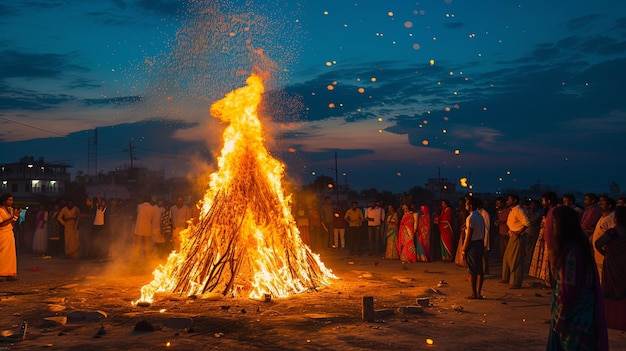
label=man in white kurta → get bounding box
[134,197,154,258]
[170,196,191,252]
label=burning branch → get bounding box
[136,73,335,304]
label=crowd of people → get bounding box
[292,192,625,350]
[0,194,197,272]
[1,189,625,348]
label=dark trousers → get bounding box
[368,225,381,255]
[347,226,361,255]
[499,234,509,259]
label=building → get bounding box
[1,156,71,206]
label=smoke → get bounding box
[127,0,305,182]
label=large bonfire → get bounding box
[136,72,335,304]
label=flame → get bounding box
[135,73,335,304]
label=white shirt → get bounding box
[170,204,191,228]
[365,206,384,226]
[466,210,486,242]
[507,205,530,233]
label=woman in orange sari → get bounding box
[434,200,454,261]
[398,205,417,263]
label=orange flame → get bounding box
[135,73,335,304]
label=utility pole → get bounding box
[334,152,339,205]
[438,166,442,196]
[94,128,98,184]
[128,141,134,169]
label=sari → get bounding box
[384,211,399,259]
[529,217,551,286]
[437,206,454,261]
[0,207,17,277]
[417,205,431,261]
[548,244,608,350]
[32,208,48,254]
[596,228,626,330]
[398,211,417,263]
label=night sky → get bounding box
[1,0,625,194]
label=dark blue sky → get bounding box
[1,0,625,194]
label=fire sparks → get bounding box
[135,73,335,304]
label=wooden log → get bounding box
[362,296,375,322]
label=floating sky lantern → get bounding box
[460,177,468,187]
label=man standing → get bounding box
[462,197,486,299]
[91,197,110,259]
[502,194,530,289]
[333,203,347,250]
[365,200,384,256]
[320,197,334,249]
[476,199,491,275]
[134,195,154,259]
[344,201,364,256]
[592,196,616,283]
[170,196,191,252]
[581,193,602,238]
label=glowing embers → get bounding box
[136,73,335,304]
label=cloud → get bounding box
[83,96,144,106]
[135,0,182,15]
[563,14,605,32]
[0,50,86,80]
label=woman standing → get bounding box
[434,200,454,261]
[0,194,20,281]
[32,204,48,254]
[398,205,417,264]
[595,206,626,331]
[384,205,399,259]
[417,205,432,262]
[58,199,80,259]
[46,203,63,256]
[548,206,608,350]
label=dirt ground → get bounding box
[1,249,625,351]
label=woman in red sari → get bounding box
[434,200,454,261]
[398,205,417,264]
[417,205,432,261]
